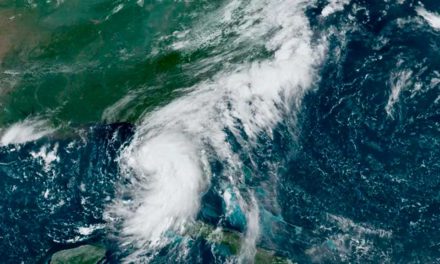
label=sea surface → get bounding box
[0,0,439,263]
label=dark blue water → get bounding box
[0,124,134,263]
[1,0,439,263]
[275,1,440,262]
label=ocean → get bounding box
[0,0,439,263]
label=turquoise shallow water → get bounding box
[1,0,440,263]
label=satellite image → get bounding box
[0,0,439,263]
